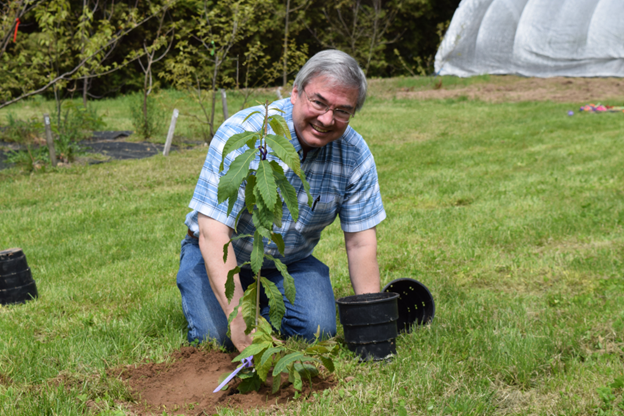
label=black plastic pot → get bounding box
[382,278,435,333]
[336,292,400,361]
[0,248,38,305]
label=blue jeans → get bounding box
[176,235,337,349]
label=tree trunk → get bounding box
[282,0,290,88]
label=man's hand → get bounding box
[229,313,254,352]
[344,227,380,294]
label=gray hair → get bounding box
[293,50,367,112]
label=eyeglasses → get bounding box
[302,89,355,122]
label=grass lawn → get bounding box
[1,78,624,415]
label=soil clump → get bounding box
[113,346,337,415]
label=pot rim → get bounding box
[336,291,399,305]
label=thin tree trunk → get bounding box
[209,60,220,139]
[282,0,290,88]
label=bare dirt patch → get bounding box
[113,346,337,415]
[397,76,624,103]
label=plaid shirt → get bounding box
[185,98,386,268]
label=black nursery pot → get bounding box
[0,248,38,306]
[336,292,400,361]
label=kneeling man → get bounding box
[177,49,386,352]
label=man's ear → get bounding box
[290,85,299,105]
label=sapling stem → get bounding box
[255,271,260,326]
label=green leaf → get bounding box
[260,347,285,367]
[255,160,278,208]
[268,114,291,141]
[260,276,286,331]
[224,236,252,262]
[244,174,256,213]
[232,341,272,362]
[270,161,299,221]
[272,196,283,228]
[240,282,257,335]
[273,352,318,376]
[266,254,296,305]
[237,373,262,393]
[265,134,301,176]
[270,233,285,256]
[220,131,258,171]
[295,362,319,382]
[272,370,282,394]
[305,345,329,355]
[252,196,274,230]
[242,110,262,124]
[256,225,272,241]
[256,353,274,381]
[217,148,257,216]
[320,356,335,373]
[222,241,229,263]
[290,365,303,391]
[225,266,239,302]
[251,230,264,275]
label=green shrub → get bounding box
[129,93,165,140]
[0,113,43,144]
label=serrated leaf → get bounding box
[256,353,273,381]
[272,370,282,394]
[232,341,272,362]
[268,107,285,114]
[268,115,291,141]
[225,266,239,302]
[272,195,283,228]
[244,174,256,213]
[233,205,245,231]
[270,233,285,256]
[240,282,257,335]
[222,241,229,263]
[260,347,285,367]
[256,225,272,241]
[261,276,286,332]
[266,254,296,305]
[218,148,257,216]
[220,131,258,171]
[255,160,277,208]
[265,134,301,176]
[253,197,274,230]
[251,230,264,275]
[270,161,299,221]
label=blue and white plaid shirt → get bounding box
[185,98,386,268]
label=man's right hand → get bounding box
[229,313,254,352]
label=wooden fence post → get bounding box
[163,108,179,157]
[220,89,229,120]
[43,114,57,167]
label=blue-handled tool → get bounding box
[213,356,254,393]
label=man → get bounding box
[177,50,386,352]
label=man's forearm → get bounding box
[344,228,381,294]
[197,214,245,316]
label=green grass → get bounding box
[1,82,624,415]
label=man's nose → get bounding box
[317,109,335,126]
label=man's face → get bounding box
[290,76,359,153]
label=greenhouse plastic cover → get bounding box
[434,0,624,78]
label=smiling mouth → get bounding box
[311,124,330,133]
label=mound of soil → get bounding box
[114,347,337,415]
